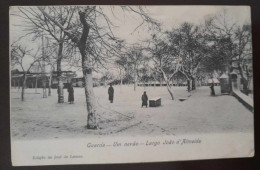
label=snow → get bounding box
[10,85,253,140]
[149,97,161,100]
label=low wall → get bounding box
[231,83,254,112]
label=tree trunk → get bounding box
[21,73,27,101]
[160,69,175,100]
[133,71,137,91]
[166,81,174,100]
[152,75,156,88]
[127,66,130,86]
[35,75,38,93]
[242,79,248,91]
[191,77,196,90]
[44,10,97,128]
[79,46,97,129]
[187,79,191,92]
[48,71,53,96]
[241,77,249,95]
[76,10,96,127]
[119,68,123,86]
[57,43,64,103]
[56,11,98,129]
[238,64,249,93]
[84,71,97,129]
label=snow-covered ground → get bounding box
[10,85,253,140]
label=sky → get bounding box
[109,6,251,44]
[10,6,251,44]
[9,6,251,77]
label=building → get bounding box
[137,80,187,87]
[11,69,76,89]
[71,77,100,87]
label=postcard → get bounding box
[10,5,254,166]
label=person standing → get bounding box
[141,91,148,108]
[108,84,114,103]
[210,78,215,96]
[67,83,74,104]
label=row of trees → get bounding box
[111,10,252,100]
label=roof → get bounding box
[208,78,220,83]
[219,73,229,79]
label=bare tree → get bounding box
[203,9,237,73]
[115,59,126,86]
[138,66,151,89]
[37,6,159,129]
[15,6,77,103]
[100,71,114,87]
[125,46,145,91]
[44,47,57,96]
[115,54,132,85]
[171,23,207,91]
[148,38,182,100]
[234,24,252,92]
[11,44,42,101]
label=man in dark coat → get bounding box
[108,84,114,103]
[210,78,215,96]
[67,83,74,104]
[141,91,148,108]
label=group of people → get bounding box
[66,80,215,105]
[66,83,149,107]
[108,84,149,108]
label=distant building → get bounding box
[71,77,100,87]
[11,69,76,89]
[137,80,187,87]
[51,71,76,88]
[206,78,220,86]
[11,69,49,88]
